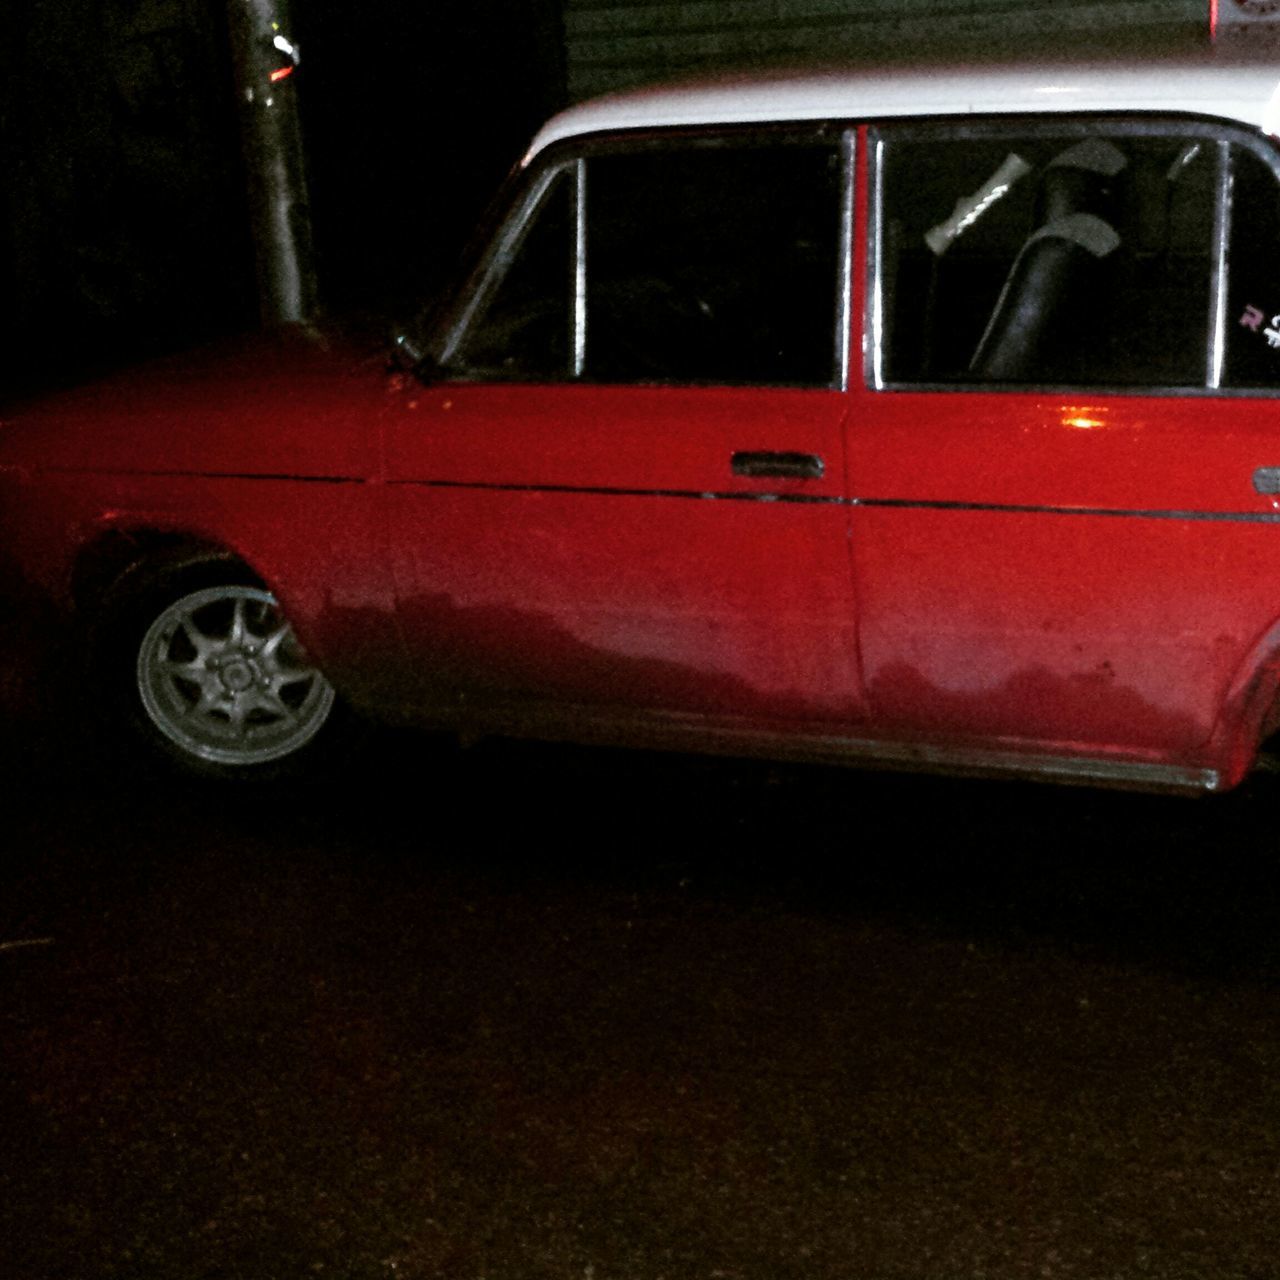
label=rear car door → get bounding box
[850,116,1280,784]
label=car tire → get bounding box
[92,552,352,780]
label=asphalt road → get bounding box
[4,730,1280,1279]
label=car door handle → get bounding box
[1254,467,1280,495]
[730,451,824,480]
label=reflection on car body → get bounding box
[6,49,1280,793]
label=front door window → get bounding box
[447,135,845,388]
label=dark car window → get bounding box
[874,125,1226,389]
[583,144,842,385]
[449,138,844,387]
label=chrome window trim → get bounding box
[869,129,885,391]
[1208,140,1233,390]
[572,158,587,378]
[865,114,1280,152]
[865,113,1280,397]
[868,380,1280,400]
[835,128,857,392]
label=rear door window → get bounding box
[872,120,1280,392]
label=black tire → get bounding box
[91,551,355,781]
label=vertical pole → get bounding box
[225,0,316,327]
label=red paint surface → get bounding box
[0,335,403,701]
[4,203,1280,787]
[844,388,1280,769]
[384,382,862,721]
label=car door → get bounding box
[384,130,866,729]
[849,117,1280,777]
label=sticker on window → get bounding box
[924,153,1031,256]
[1239,304,1280,348]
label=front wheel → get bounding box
[96,556,346,779]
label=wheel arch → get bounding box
[71,526,266,617]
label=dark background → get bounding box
[7,8,1280,1275]
[0,0,1215,400]
[0,0,565,398]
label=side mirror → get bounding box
[390,333,443,384]
[390,333,422,371]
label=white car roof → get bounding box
[526,51,1280,162]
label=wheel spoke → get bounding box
[260,619,291,662]
[191,683,227,719]
[160,661,222,712]
[225,694,251,736]
[159,658,204,678]
[252,684,295,722]
[179,614,217,661]
[273,668,315,692]
[227,597,248,648]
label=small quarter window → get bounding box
[452,169,574,379]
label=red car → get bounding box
[6,50,1280,793]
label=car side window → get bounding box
[449,169,574,380]
[448,137,845,387]
[874,123,1234,390]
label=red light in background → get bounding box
[1210,0,1219,40]
[270,65,294,83]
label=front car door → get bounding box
[385,129,866,737]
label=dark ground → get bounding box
[3,729,1280,1279]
